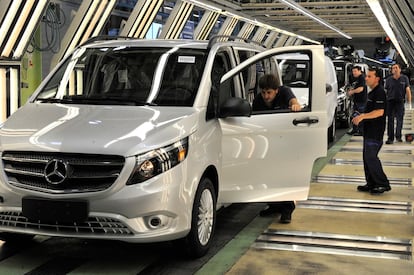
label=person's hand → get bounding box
[290,104,301,112]
[352,114,363,125]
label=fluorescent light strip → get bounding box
[80,0,108,44]
[1,0,35,57]
[93,0,117,37]
[66,1,100,56]
[14,0,48,58]
[279,0,352,40]
[195,11,218,40]
[135,0,164,38]
[365,0,408,65]
[185,0,318,44]
[165,2,194,39]
[184,0,221,13]
[127,0,152,36]
[0,0,22,50]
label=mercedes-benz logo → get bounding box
[44,159,69,185]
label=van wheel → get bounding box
[182,177,216,258]
[340,98,353,128]
[0,232,35,243]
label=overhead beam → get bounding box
[244,8,371,16]
[263,31,279,48]
[193,10,220,40]
[237,23,255,39]
[240,1,367,9]
[159,0,194,39]
[120,0,163,38]
[51,0,117,68]
[251,27,268,44]
[216,17,239,41]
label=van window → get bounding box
[221,55,306,115]
[207,52,232,120]
[35,47,207,107]
[276,52,313,110]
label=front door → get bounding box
[218,45,328,203]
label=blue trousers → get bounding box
[363,139,389,187]
[387,100,404,141]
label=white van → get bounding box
[276,53,338,143]
[0,38,328,257]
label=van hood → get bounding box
[0,104,198,156]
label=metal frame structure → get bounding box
[0,0,413,122]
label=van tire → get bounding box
[339,97,353,128]
[182,177,216,258]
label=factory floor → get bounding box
[198,109,414,275]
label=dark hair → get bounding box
[392,63,401,69]
[368,67,382,80]
[259,74,280,90]
[352,65,361,71]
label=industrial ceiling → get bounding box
[210,0,414,67]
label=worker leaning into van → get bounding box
[252,74,301,223]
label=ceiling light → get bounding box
[186,0,319,44]
[365,0,408,65]
[278,0,352,40]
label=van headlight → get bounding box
[127,137,188,185]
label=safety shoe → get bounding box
[370,186,391,194]
[280,212,292,224]
[357,184,372,192]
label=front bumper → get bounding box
[0,161,194,243]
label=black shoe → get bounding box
[354,132,363,136]
[347,129,357,135]
[357,184,372,192]
[370,186,391,194]
[385,140,393,144]
[280,212,292,224]
[259,205,278,217]
[396,138,403,142]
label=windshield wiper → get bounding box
[36,98,72,103]
[36,95,157,106]
[86,95,157,106]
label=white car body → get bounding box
[0,39,328,257]
[276,53,338,142]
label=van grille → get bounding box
[0,211,133,235]
[1,151,125,194]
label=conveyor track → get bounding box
[253,229,412,260]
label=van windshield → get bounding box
[35,47,207,107]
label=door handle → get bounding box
[293,117,319,125]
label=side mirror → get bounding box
[326,83,333,93]
[219,97,251,118]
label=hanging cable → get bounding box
[29,2,66,54]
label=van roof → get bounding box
[80,36,265,51]
[82,39,210,50]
